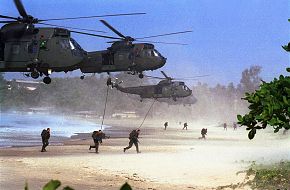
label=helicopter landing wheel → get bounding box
[138,73,144,79]
[43,76,51,84]
[31,71,40,79]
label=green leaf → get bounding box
[43,180,61,190]
[274,128,280,133]
[286,67,290,72]
[283,96,289,105]
[248,129,256,140]
[120,182,132,190]
[237,114,243,121]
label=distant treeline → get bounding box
[0,66,262,122]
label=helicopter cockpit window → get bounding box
[60,39,70,49]
[152,50,160,57]
[69,40,75,50]
[183,85,190,91]
[142,50,152,57]
[69,38,84,57]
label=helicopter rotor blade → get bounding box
[136,40,188,45]
[70,30,121,40]
[39,13,145,22]
[100,20,126,39]
[161,71,170,79]
[135,30,193,40]
[144,73,209,81]
[13,0,28,18]
[0,20,17,23]
[39,23,107,33]
[172,75,210,80]
[0,15,18,20]
[143,75,165,80]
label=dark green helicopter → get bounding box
[78,20,190,79]
[0,0,192,84]
[109,71,200,105]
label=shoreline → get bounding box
[1,119,289,190]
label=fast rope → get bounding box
[101,85,109,130]
[138,99,156,129]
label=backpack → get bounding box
[129,130,137,139]
[41,129,47,138]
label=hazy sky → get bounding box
[1,0,289,86]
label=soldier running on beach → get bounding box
[200,128,207,139]
[223,123,227,131]
[41,128,50,152]
[164,122,168,130]
[233,122,237,130]
[182,122,188,130]
[124,129,141,153]
[89,130,108,153]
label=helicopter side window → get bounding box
[172,82,179,87]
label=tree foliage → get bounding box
[239,65,262,94]
[245,161,290,190]
[237,69,290,139]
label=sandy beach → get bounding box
[0,119,289,190]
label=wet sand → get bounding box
[0,120,289,190]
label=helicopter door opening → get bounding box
[154,86,162,94]
[0,42,4,61]
[102,52,114,65]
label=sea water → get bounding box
[0,112,107,147]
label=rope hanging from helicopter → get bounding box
[138,99,156,129]
[100,85,110,130]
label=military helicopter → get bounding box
[77,19,191,79]
[109,71,197,102]
[0,0,192,84]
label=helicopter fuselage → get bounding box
[114,80,192,100]
[0,25,84,74]
[80,42,166,74]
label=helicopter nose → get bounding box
[188,89,192,96]
[160,56,166,67]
